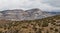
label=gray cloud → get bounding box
[0,0,60,11]
[42,0,60,7]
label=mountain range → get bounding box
[0,8,60,21]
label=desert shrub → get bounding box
[14,30,19,33]
[51,22,56,25]
[46,30,49,33]
[42,22,48,27]
[36,29,42,33]
[0,31,2,33]
[33,27,37,31]
[0,25,3,28]
[55,29,58,32]
[22,26,27,28]
[50,28,53,30]
[38,23,41,26]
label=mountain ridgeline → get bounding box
[0,8,58,21]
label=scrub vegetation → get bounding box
[0,15,60,33]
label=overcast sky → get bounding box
[0,0,60,11]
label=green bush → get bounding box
[42,22,48,27]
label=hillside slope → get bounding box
[0,15,60,33]
[0,8,55,21]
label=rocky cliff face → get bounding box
[0,8,55,21]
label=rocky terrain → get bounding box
[0,15,60,33]
[0,8,56,21]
